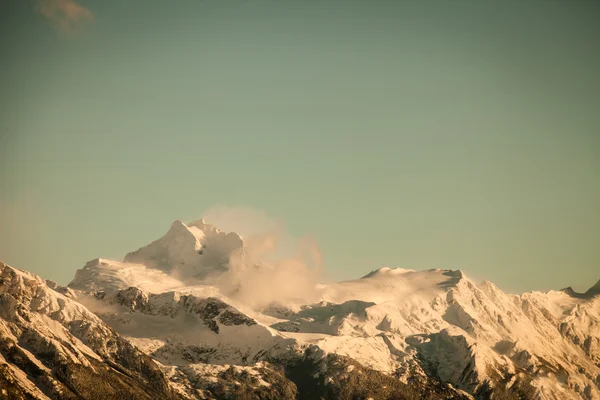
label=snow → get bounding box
[123,219,244,279]
[70,258,187,293]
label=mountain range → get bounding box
[1,219,599,399]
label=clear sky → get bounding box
[1,0,599,292]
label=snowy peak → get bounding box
[123,219,244,279]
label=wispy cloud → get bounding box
[35,0,94,35]
[201,206,324,309]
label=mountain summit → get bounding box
[586,279,600,296]
[123,219,244,279]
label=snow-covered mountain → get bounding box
[122,219,245,280]
[0,261,177,400]
[2,219,599,399]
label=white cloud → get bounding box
[201,206,323,309]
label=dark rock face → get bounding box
[199,364,298,400]
[181,346,217,363]
[195,298,228,333]
[161,351,476,400]
[261,304,296,319]
[218,309,257,327]
[561,280,600,299]
[116,287,150,311]
[278,350,473,400]
[270,321,301,332]
[181,296,258,333]
[0,363,43,400]
[586,280,600,296]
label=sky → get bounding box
[0,0,598,292]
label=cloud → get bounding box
[35,0,94,35]
[200,206,324,309]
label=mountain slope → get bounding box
[0,261,178,400]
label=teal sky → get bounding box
[1,0,599,292]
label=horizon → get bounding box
[1,0,599,293]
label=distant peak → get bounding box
[122,217,245,279]
[560,280,600,299]
[586,279,600,296]
[560,286,577,296]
